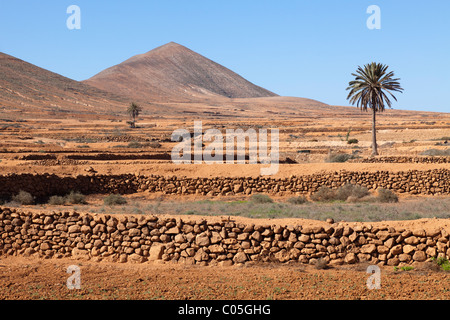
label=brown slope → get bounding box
[84,42,278,102]
[0,52,129,119]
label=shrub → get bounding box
[48,195,66,205]
[335,184,370,201]
[11,190,34,205]
[287,196,308,205]
[147,141,162,148]
[434,257,450,271]
[325,153,353,163]
[347,139,359,144]
[420,148,450,156]
[104,194,127,206]
[127,141,143,148]
[250,194,274,204]
[65,191,87,204]
[310,186,337,202]
[314,258,329,270]
[377,188,399,203]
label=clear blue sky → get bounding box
[0,0,449,112]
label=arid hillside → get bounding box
[0,52,129,119]
[84,42,278,102]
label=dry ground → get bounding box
[0,256,449,300]
[0,111,449,300]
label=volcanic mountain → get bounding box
[0,52,127,118]
[84,42,278,102]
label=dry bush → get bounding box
[335,184,370,201]
[11,191,34,205]
[314,258,329,270]
[65,191,87,204]
[250,194,274,204]
[286,196,308,205]
[48,195,66,205]
[104,194,128,206]
[377,188,399,203]
[310,186,336,202]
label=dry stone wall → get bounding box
[0,169,448,200]
[354,156,449,164]
[1,208,449,266]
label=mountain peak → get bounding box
[84,43,277,102]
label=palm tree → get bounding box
[127,102,142,128]
[346,62,403,156]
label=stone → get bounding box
[68,225,81,234]
[398,254,411,262]
[404,236,419,245]
[208,244,225,253]
[298,234,310,243]
[149,244,165,261]
[129,253,144,263]
[344,253,357,264]
[233,252,248,263]
[390,245,403,256]
[72,247,90,260]
[426,247,437,257]
[361,244,376,254]
[219,260,234,267]
[195,234,210,246]
[413,251,426,262]
[377,245,389,254]
[174,234,186,243]
[166,226,180,234]
[40,243,51,251]
[403,245,415,254]
[194,249,209,261]
[251,231,263,242]
[128,228,141,237]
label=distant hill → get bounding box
[83,42,278,102]
[0,52,127,118]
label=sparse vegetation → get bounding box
[48,195,66,205]
[47,191,86,205]
[286,196,308,205]
[432,257,450,271]
[310,184,371,202]
[325,153,355,163]
[420,148,450,156]
[377,188,399,203]
[250,194,274,204]
[104,194,128,206]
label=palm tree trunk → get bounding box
[371,108,378,156]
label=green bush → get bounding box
[377,188,399,203]
[104,194,128,206]
[250,194,274,204]
[11,190,35,205]
[287,196,308,205]
[347,139,359,144]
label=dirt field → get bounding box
[1,255,449,300]
[1,110,449,301]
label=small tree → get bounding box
[127,102,142,128]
